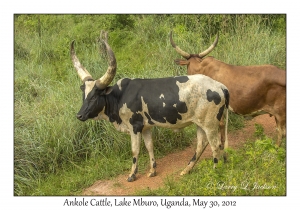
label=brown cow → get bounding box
[170,31,286,146]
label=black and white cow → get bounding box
[70,38,230,182]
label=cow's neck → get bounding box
[103,90,122,125]
[200,58,227,82]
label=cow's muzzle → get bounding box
[76,114,88,121]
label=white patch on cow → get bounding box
[228,105,235,112]
[117,103,134,133]
[94,105,131,134]
[175,75,226,136]
[93,107,108,121]
[140,96,151,123]
[117,79,123,91]
[84,80,96,99]
[159,94,165,99]
[173,104,177,108]
[163,102,166,107]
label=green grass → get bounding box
[135,124,286,196]
[14,14,286,195]
[135,138,286,196]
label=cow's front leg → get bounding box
[142,129,156,177]
[128,132,142,182]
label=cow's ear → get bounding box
[104,86,113,95]
[174,59,190,66]
[80,84,85,91]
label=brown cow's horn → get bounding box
[169,31,190,59]
[70,40,93,82]
[198,33,219,58]
[95,40,117,90]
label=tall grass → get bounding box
[14,14,286,195]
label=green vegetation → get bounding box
[14,14,286,195]
[137,140,286,196]
[136,125,286,196]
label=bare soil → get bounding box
[82,114,276,196]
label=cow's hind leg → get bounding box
[206,129,223,169]
[275,115,286,147]
[128,132,142,182]
[142,129,156,177]
[180,126,208,175]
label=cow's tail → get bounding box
[223,88,230,149]
[224,107,228,149]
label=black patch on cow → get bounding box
[222,88,230,108]
[191,152,196,162]
[127,174,136,182]
[134,167,138,174]
[141,77,188,124]
[213,158,218,163]
[176,101,188,113]
[130,113,144,134]
[188,152,197,165]
[133,157,137,164]
[116,76,189,134]
[175,76,189,83]
[217,104,225,121]
[153,161,157,168]
[206,89,221,105]
[78,77,190,134]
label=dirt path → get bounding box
[82,114,276,196]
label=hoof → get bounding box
[180,171,187,176]
[127,174,136,182]
[180,167,192,175]
[148,171,156,177]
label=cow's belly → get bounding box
[143,118,194,131]
[229,105,268,118]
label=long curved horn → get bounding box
[198,33,219,58]
[95,40,117,90]
[70,40,93,82]
[169,31,190,59]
